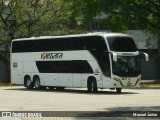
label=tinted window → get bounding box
[85,36,107,50]
[112,56,141,77]
[107,37,137,52]
[12,39,60,52]
[36,60,93,73]
[90,50,111,77]
[12,36,107,52]
[72,60,94,73]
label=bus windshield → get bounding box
[112,56,141,77]
[107,37,137,52]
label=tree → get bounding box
[0,0,55,41]
[0,0,81,83]
[32,0,82,36]
[65,0,160,33]
[64,0,123,31]
[115,0,160,32]
[0,0,55,83]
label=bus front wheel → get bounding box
[87,81,92,92]
[87,77,97,93]
[92,80,97,93]
[116,88,122,93]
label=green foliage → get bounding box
[0,0,82,44]
[65,0,118,29]
[116,0,160,32]
[0,0,160,43]
[145,34,156,49]
[64,0,160,33]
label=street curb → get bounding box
[0,83,21,86]
[140,81,160,87]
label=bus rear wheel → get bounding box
[34,77,41,89]
[25,76,33,89]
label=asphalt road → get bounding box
[0,86,160,119]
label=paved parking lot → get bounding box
[0,86,160,119]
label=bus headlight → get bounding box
[113,78,123,86]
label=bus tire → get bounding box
[25,76,33,89]
[116,88,122,93]
[34,76,41,90]
[92,79,98,93]
[87,80,92,92]
[87,77,97,93]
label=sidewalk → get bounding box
[0,83,21,86]
[140,80,160,87]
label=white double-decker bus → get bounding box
[11,32,149,93]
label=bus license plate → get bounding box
[127,82,132,87]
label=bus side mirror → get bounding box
[139,52,149,61]
[112,53,117,62]
[144,53,149,61]
[104,51,117,62]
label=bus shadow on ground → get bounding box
[3,86,139,95]
[74,106,160,118]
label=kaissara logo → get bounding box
[122,53,134,56]
[41,52,63,60]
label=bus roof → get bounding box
[12,32,132,41]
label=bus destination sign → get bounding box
[122,53,134,56]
